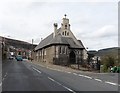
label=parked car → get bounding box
[16,55,23,61]
[111,66,120,73]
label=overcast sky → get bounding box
[0,0,119,50]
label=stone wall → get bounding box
[34,45,86,66]
[35,45,55,64]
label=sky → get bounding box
[0,0,119,50]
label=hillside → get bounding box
[96,47,119,57]
[1,36,37,50]
[88,47,119,57]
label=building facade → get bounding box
[34,15,88,66]
[0,36,36,60]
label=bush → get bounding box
[102,65,108,72]
[101,55,116,72]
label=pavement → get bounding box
[1,59,120,93]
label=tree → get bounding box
[101,55,115,72]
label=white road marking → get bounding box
[32,67,41,74]
[62,86,76,93]
[94,78,102,82]
[48,77,76,93]
[78,74,92,79]
[105,81,118,86]
[53,80,62,86]
[73,73,77,75]
[78,74,84,77]
[32,64,120,87]
[48,77,62,86]
[83,75,92,79]
[48,77,55,82]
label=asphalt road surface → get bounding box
[1,59,120,93]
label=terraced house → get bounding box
[34,15,88,66]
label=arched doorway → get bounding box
[69,51,76,64]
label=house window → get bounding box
[65,31,66,36]
[62,46,65,54]
[65,25,67,29]
[65,47,67,54]
[62,32,64,35]
[41,49,44,56]
[78,51,79,54]
[59,47,62,54]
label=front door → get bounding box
[69,51,76,64]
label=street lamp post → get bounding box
[31,39,34,61]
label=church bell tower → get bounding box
[61,14,70,36]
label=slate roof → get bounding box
[35,33,85,51]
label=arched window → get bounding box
[41,51,42,56]
[59,47,62,54]
[62,32,64,35]
[65,31,66,36]
[65,25,67,29]
[62,46,65,54]
[65,47,67,54]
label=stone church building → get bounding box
[34,15,88,66]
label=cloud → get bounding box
[0,1,118,50]
[75,25,118,50]
[92,25,118,38]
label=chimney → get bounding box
[53,23,58,37]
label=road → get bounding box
[1,59,119,93]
